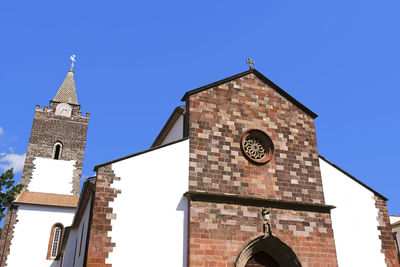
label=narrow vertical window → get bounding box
[52,141,63,160]
[51,227,62,258]
[47,223,64,260]
[54,145,61,159]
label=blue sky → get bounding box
[0,1,399,214]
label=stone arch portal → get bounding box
[236,235,301,267]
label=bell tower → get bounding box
[20,68,89,195]
[0,58,90,267]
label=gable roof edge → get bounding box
[181,69,318,119]
[70,177,96,228]
[151,106,185,148]
[94,137,189,171]
[319,155,388,201]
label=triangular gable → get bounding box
[319,155,388,201]
[181,68,317,119]
[151,106,185,148]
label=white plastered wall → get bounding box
[390,215,400,225]
[6,204,75,267]
[390,216,400,254]
[61,195,92,267]
[28,157,75,195]
[319,158,386,266]
[107,139,189,267]
[161,115,184,145]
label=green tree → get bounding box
[0,168,24,236]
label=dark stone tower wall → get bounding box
[0,69,88,267]
[20,101,89,195]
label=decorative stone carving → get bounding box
[240,129,274,165]
[261,208,272,236]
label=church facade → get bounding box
[0,66,398,267]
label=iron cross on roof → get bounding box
[70,54,77,71]
[246,58,255,69]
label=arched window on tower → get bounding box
[52,141,63,160]
[47,223,64,260]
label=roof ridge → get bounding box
[181,68,317,119]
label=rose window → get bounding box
[243,136,268,160]
[240,129,274,165]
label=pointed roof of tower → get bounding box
[53,70,78,104]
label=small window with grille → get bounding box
[51,227,62,258]
[47,223,64,260]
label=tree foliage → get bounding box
[0,168,24,222]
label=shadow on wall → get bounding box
[50,260,59,267]
[176,196,188,267]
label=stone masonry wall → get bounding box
[188,73,324,204]
[189,201,338,267]
[86,165,120,267]
[374,195,400,267]
[0,206,19,267]
[20,104,89,195]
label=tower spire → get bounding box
[53,55,78,105]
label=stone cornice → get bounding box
[184,191,335,213]
[14,191,79,208]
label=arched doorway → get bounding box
[236,235,301,267]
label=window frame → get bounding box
[46,223,64,260]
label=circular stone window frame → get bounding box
[240,129,274,165]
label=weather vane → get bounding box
[70,54,77,71]
[246,58,255,69]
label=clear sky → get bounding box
[0,1,399,215]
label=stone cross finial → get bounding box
[70,54,77,71]
[246,58,255,69]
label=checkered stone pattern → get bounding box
[0,206,19,267]
[189,201,338,267]
[188,73,324,204]
[374,195,400,267]
[86,164,120,267]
